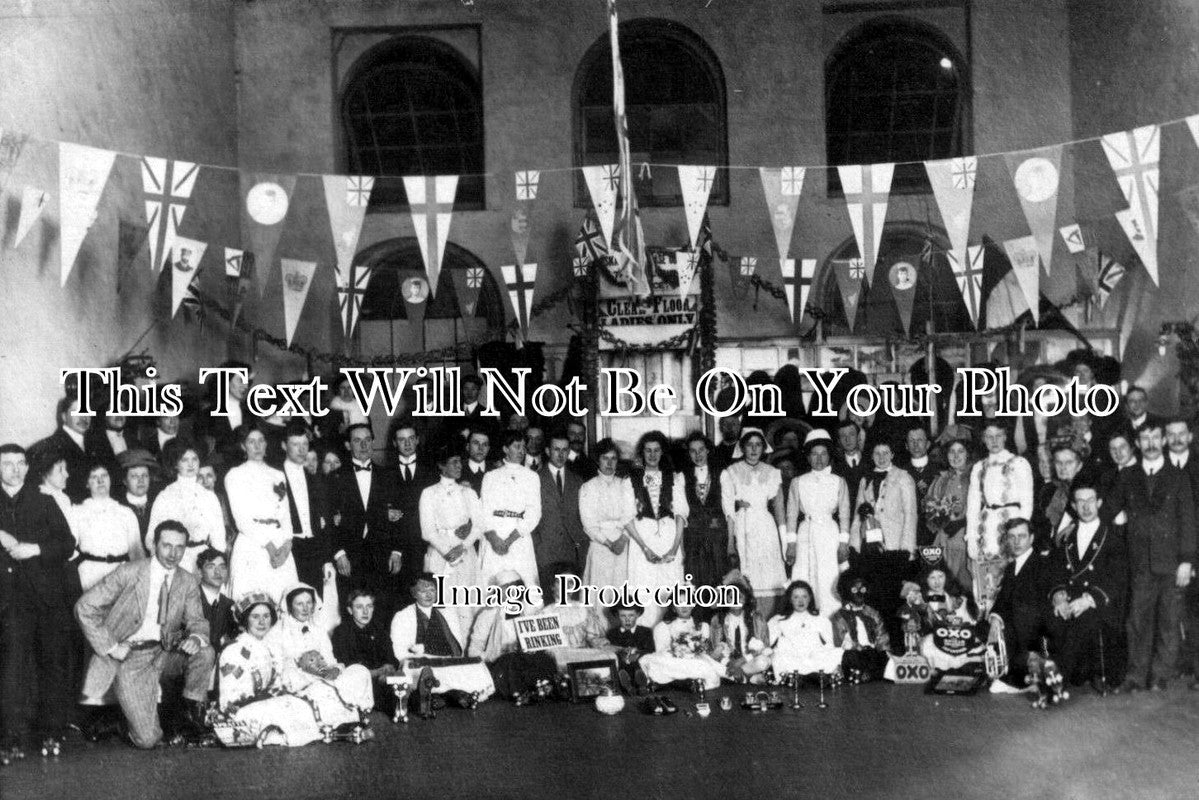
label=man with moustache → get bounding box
[390,422,437,595]
[532,431,588,590]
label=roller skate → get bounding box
[416,667,441,720]
[385,675,411,723]
[40,736,63,757]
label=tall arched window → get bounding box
[340,36,484,209]
[817,227,974,336]
[573,19,728,207]
[826,19,969,193]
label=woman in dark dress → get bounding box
[680,432,729,616]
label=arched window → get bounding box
[826,19,969,193]
[355,238,505,331]
[573,19,728,207]
[340,36,484,209]
[817,226,974,336]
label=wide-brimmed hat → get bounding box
[766,418,813,452]
[117,448,159,473]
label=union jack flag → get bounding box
[515,170,540,201]
[574,214,607,264]
[346,176,374,207]
[951,157,977,190]
[572,255,589,278]
[780,166,804,196]
[1095,253,1126,310]
[466,267,485,288]
[338,265,373,338]
[848,258,865,280]
[601,164,621,194]
[739,256,757,276]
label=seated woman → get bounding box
[265,584,375,715]
[768,580,843,680]
[639,600,726,691]
[539,564,617,673]
[829,571,890,682]
[709,576,772,684]
[466,571,559,704]
[390,573,496,708]
[917,564,987,673]
[216,593,372,747]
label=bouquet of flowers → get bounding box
[670,629,711,659]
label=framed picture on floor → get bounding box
[568,659,619,699]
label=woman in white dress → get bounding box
[579,439,635,592]
[216,593,370,748]
[148,439,226,572]
[640,601,725,690]
[787,431,851,615]
[627,432,688,626]
[226,424,296,603]
[419,449,483,630]
[769,580,843,677]
[74,463,144,591]
[721,429,788,618]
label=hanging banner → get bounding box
[168,237,207,319]
[1002,235,1042,323]
[925,156,976,274]
[582,164,619,248]
[954,247,987,330]
[241,173,296,297]
[141,157,199,274]
[280,258,317,346]
[1102,125,1160,285]
[323,174,373,288]
[59,142,116,286]
[838,163,894,287]
[337,263,372,339]
[502,262,537,338]
[832,258,865,331]
[1004,146,1062,276]
[224,247,244,278]
[759,167,802,262]
[678,165,716,249]
[887,257,919,335]
[452,265,486,317]
[13,186,48,247]
[598,245,699,347]
[403,174,458,298]
[1095,252,1126,310]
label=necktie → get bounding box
[556,469,564,495]
[354,463,372,472]
[403,465,411,481]
[157,574,170,644]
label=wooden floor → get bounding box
[3,682,1198,800]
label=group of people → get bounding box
[0,359,1195,760]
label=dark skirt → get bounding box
[683,511,729,592]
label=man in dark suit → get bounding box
[1033,443,1084,552]
[712,416,743,471]
[900,425,940,546]
[30,396,104,504]
[1046,478,1127,690]
[1124,385,1164,434]
[987,517,1058,690]
[389,422,438,597]
[331,588,398,713]
[0,443,76,758]
[1104,421,1195,692]
[330,423,404,617]
[565,419,597,481]
[279,422,335,596]
[194,548,235,653]
[463,427,493,496]
[1163,418,1199,686]
[75,521,214,749]
[136,414,180,460]
[532,431,589,591]
[833,419,869,508]
[196,359,254,466]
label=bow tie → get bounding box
[354,463,372,472]
[301,625,310,634]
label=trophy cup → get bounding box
[790,672,803,709]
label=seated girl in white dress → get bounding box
[216,593,371,748]
[640,601,726,691]
[769,580,843,678]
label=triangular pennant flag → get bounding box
[13,186,48,247]
[797,258,816,324]
[336,263,372,339]
[501,262,537,337]
[224,247,244,278]
[925,157,976,260]
[832,258,864,331]
[168,237,207,318]
[59,142,116,286]
[730,255,756,299]
[241,173,297,297]
[838,163,894,287]
[1059,223,1086,254]
[582,165,619,248]
[452,266,486,317]
[280,258,317,346]
[401,274,430,331]
[1002,235,1042,323]
[1102,125,1160,285]
[1004,147,1062,276]
[141,157,199,275]
[1095,251,1126,310]
[1187,115,1199,152]
[954,247,987,329]
[323,175,373,288]
[511,204,531,267]
[674,249,700,300]
[678,165,717,249]
[759,167,802,263]
[779,258,796,322]
[886,258,919,335]
[515,170,540,201]
[403,175,457,297]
